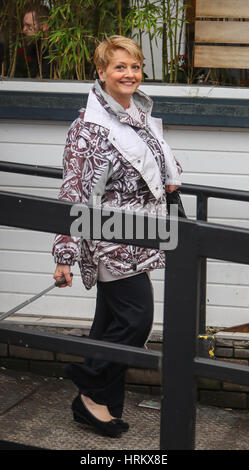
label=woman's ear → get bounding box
[97,67,105,83]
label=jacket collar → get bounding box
[84,79,153,129]
[83,81,164,201]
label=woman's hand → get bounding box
[166,185,180,193]
[54,264,73,288]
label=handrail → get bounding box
[1,159,249,201]
[0,161,62,178]
[1,159,249,334]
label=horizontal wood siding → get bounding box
[195,0,249,70]
[195,21,249,44]
[1,119,249,328]
[196,0,249,18]
[194,45,249,69]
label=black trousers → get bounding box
[66,272,154,418]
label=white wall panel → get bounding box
[0,121,70,144]
[1,142,64,166]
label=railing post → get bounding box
[197,193,208,222]
[160,221,200,450]
[197,193,208,334]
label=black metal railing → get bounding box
[1,160,249,334]
[0,161,249,450]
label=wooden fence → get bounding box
[194,0,249,69]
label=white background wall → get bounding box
[1,81,249,330]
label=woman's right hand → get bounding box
[53,264,73,288]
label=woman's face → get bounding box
[97,48,143,108]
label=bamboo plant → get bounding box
[0,0,127,80]
[159,0,189,83]
[124,0,189,83]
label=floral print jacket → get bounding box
[52,80,181,290]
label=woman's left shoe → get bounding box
[73,410,129,433]
[71,395,128,437]
[108,418,129,432]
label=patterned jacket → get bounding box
[52,80,181,289]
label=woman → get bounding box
[53,36,181,438]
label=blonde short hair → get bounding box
[94,36,144,70]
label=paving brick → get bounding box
[215,347,233,358]
[55,352,84,363]
[126,383,161,396]
[215,338,233,347]
[216,332,249,341]
[148,330,163,342]
[197,377,221,390]
[126,368,161,386]
[232,333,249,340]
[125,384,152,395]
[222,382,249,393]
[219,357,248,366]
[147,342,162,352]
[0,343,8,357]
[233,340,249,349]
[30,361,67,377]
[199,390,248,409]
[9,345,54,361]
[234,349,249,359]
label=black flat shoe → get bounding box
[111,418,129,432]
[72,395,123,438]
[73,404,129,432]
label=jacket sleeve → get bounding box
[164,141,182,186]
[175,158,183,176]
[52,118,110,265]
